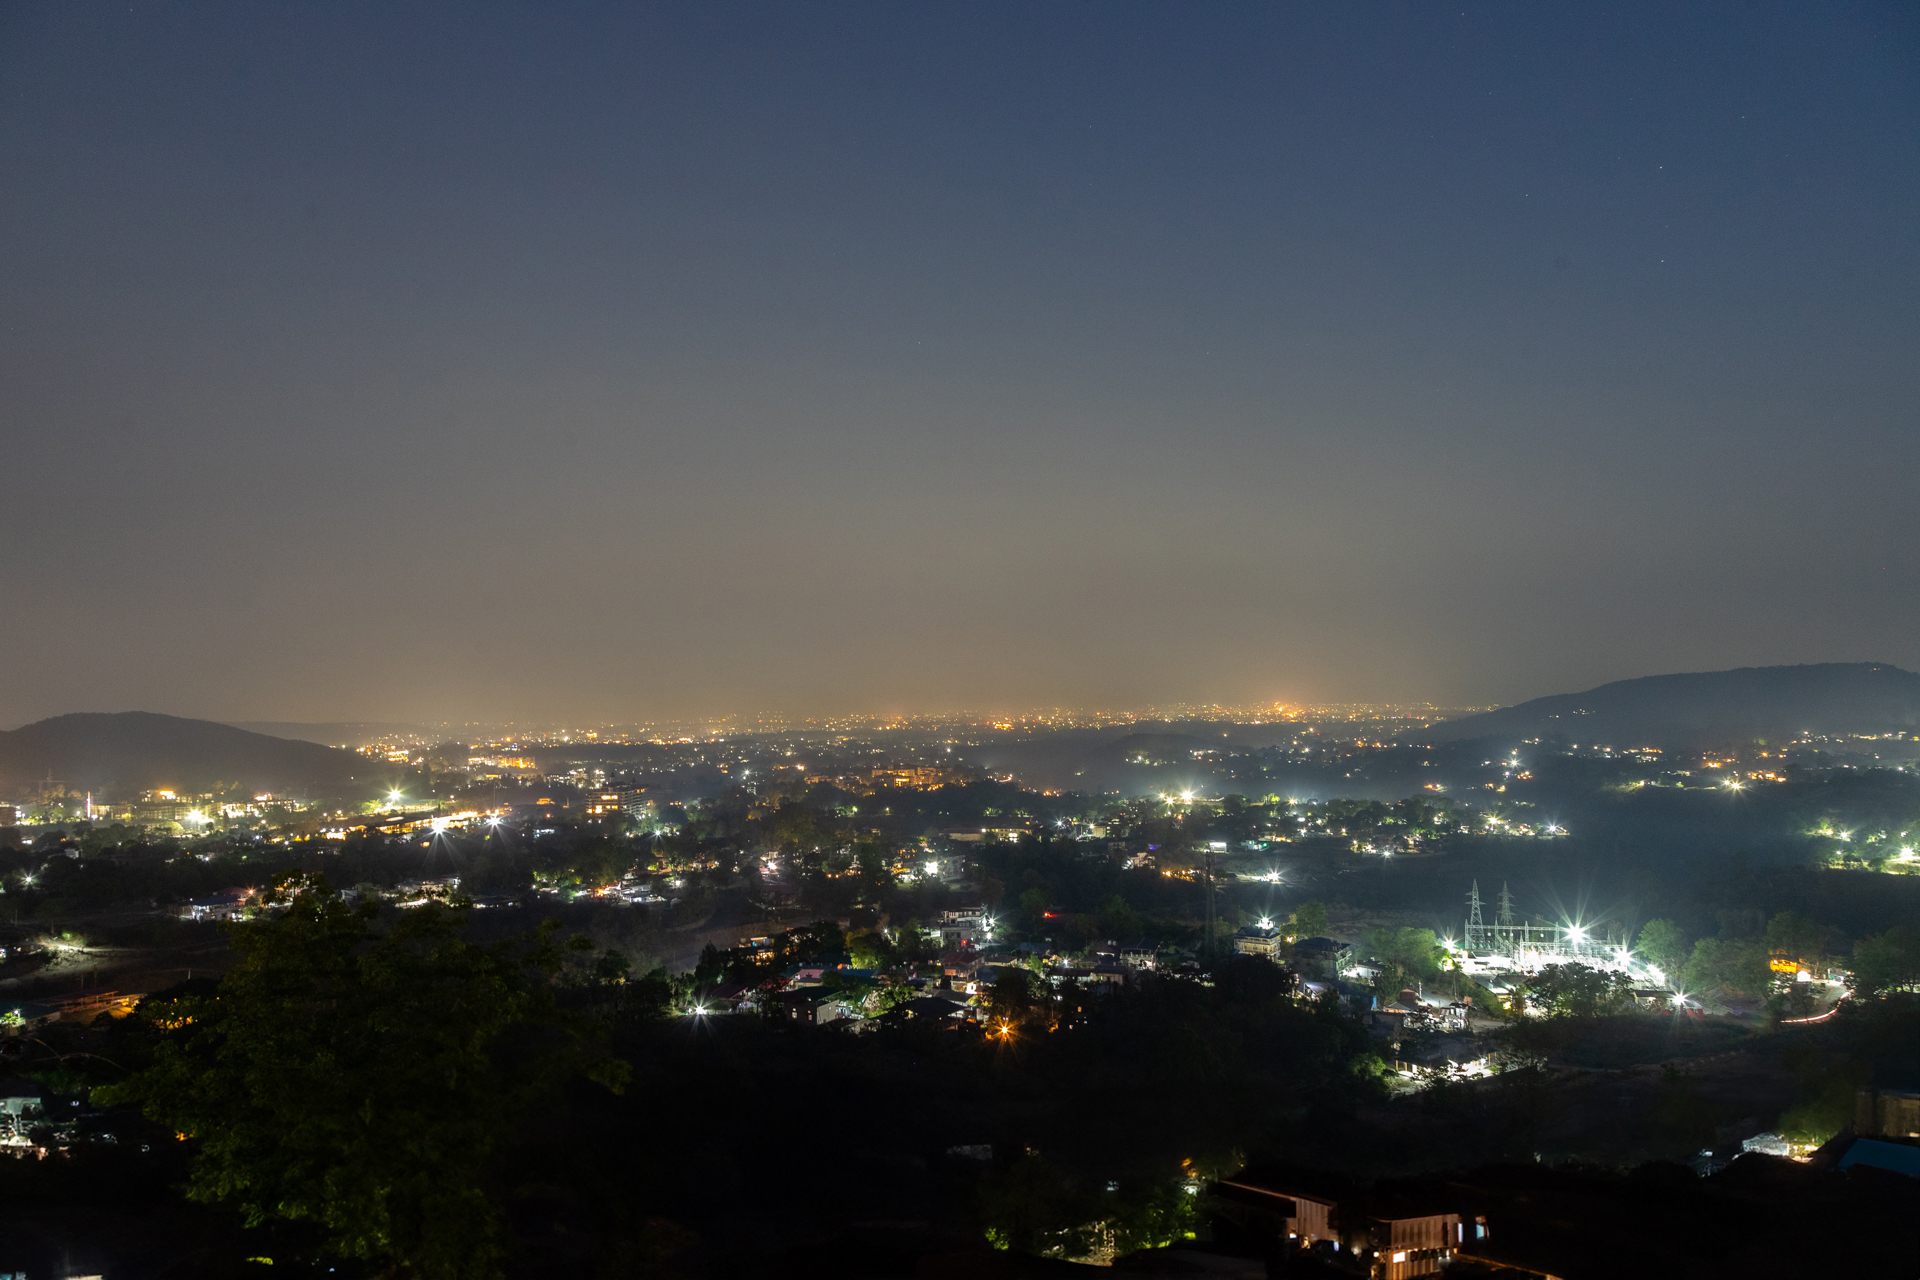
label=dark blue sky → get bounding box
[2,2,1915,724]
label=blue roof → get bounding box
[1840,1139,1920,1178]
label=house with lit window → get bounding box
[1214,1172,1487,1279]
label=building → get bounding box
[943,822,1032,844]
[922,854,972,883]
[940,949,982,988]
[134,799,189,825]
[775,989,847,1026]
[937,904,991,947]
[1294,936,1353,978]
[1856,1086,1920,1140]
[585,787,652,820]
[1234,923,1281,958]
[1216,1175,1487,1280]
[181,889,252,922]
[0,1081,46,1147]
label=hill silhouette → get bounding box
[0,712,379,798]
[227,721,426,747]
[1425,662,1920,748]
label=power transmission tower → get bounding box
[1467,880,1485,949]
[1203,846,1216,963]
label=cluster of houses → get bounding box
[690,932,1184,1030]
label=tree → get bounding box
[1515,963,1633,1018]
[99,872,628,1277]
[985,965,1048,1028]
[590,947,631,985]
[1098,894,1142,940]
[1635,919,1688,976]
[1290,901,1329,940]
[1766,910,1825,970]
[851,841,888,887]
[977,1154,1100,1258]
[1851,926,1920,997]
[1367,927,1444,986]
[1683,937,1772,1001]
[980,875,1006,909]
[848,930,898,971]
[692,942,729,984]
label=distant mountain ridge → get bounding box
[227,721,428,748]
[0,712,376,798]
[1424,662,1920,748]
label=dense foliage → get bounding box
[99,874,628,1277]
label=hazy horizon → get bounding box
[5,3,1915,726]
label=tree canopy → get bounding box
[99,872,628,1277]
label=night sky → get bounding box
[2,3,1915,725]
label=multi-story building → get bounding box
[1234,923,1281,958]
[1215,1175,1488,1280]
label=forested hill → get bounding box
[0,712,374,797]
[1425,662,1920,748]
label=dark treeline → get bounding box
[15,883,1920,1277]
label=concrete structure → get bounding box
[1856,1087,1920,1141]
[1294,936,1352,978]
[1217,1176,1487,1279]
[0,1081,46,1147]
[1233,923,1280,958]
[775,989,846,1026]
